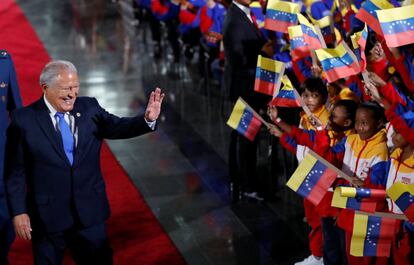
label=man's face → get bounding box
[43,71,79,112]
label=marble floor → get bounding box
[16,0,309,264]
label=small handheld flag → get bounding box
[387,182,414,222]
[264,1,300,33]
[355,0,395,35]
[227,98,268,141]
[254,55,285,96]
[286,150,338,206]
[339,187,387,200]
[351,25,368,72]
[377,4,414,47]
[315,43,360,83]
[350,213,396,257]
[332,187,377,213]
[270,75,301,107]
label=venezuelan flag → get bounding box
[288,25,311,59]
[254,55,285,96]
[377,5,414,47]
[355,0,395,35]
[350,213,396,257]
[270,75,301,107]
[315,43,360,83]
[297,13,323,49]
[250,1,265,28]
[264,1,300,33]
[387,182,414,222]
[332,187,377,212]
[286,152,337,206]
[227,98,262,141]
[339,187,387,200]
[351,25,368,72]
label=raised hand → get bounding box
[145,87,165,122]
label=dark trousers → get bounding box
[32,223,113,265]
[0,220,15,265]
[321,217,347,265]
[229,130,258,195]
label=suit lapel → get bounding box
[232,4,262,39]
[34,98,70,164]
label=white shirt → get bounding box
[43,95,156,147]
[232,1,253,23]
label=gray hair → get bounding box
[39,60,77,87]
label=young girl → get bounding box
[314,102,389,265]
[269,77,329,265]
[269,99,357,265]
[386,128,414,265]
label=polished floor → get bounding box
[16,0,309,264]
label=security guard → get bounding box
[0,50,22,265]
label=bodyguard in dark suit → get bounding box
[223,0,273,201]
[0,50,22,265]
[5,60,164,265]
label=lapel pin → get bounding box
[76,112,81,117]
[0,82,6,88]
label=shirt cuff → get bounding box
[144,118,157,130]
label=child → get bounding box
[314,102,389,265]
[270,77,329,265]
[268,99,357,265]
[386,128,414,265]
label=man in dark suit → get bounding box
[223,0,273,201]
[0,50,22,265]
[5,60,164,265]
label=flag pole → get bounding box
[238,97,271,128]
[308,149,354,183]
[293,89,313,118]
[342,41,370,84]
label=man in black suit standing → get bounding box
[223,0,274,201]
[5,60,164,265]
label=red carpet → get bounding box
[0,1,186,264]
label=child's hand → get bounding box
[364,82,383,103]
[309,115,323,129]
[311,65,322,77]
[350,177,364,188]
[268,124,283,137]
[367,72,387,88]
[267,106,278,122]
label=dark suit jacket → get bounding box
[222,3,267,109]
[5,97,153,233]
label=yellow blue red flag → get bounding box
[332,187,377,213]
[377,5,414,47]
[270,75,300,107]
[339,187,387,200]
[387,182,414,222]
[227,98,262,141]
[350,213,396,257]
[286,151,337,206]
[264,1,300,33]
[254,55,285,96]
[355,0,395,35]
[351,24,368,72]
[315,43,360,83]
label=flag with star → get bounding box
[350,213,397,257]
[254,55,285,96]
[250,1,265,28]
[387,182,414,222]
[351,24,368,72]
[297,13,323,49]
[377,5,414,47]
[339,187,387,200]
[264,1,300,33]
[332,187,378,213]
[315,43,360,83]
[286,151,337,206]
[227,98,262,141]
[270,75,300,107]
[288,25,311,59]
[355,0,395,35]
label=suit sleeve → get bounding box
[92,98,154,139]
[5,113,27,217]
[223,20,248,67]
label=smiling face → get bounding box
[355,108,381,141]
[43,70,79,112]
[301,89,324,113]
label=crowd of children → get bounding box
[132,0,414,264]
